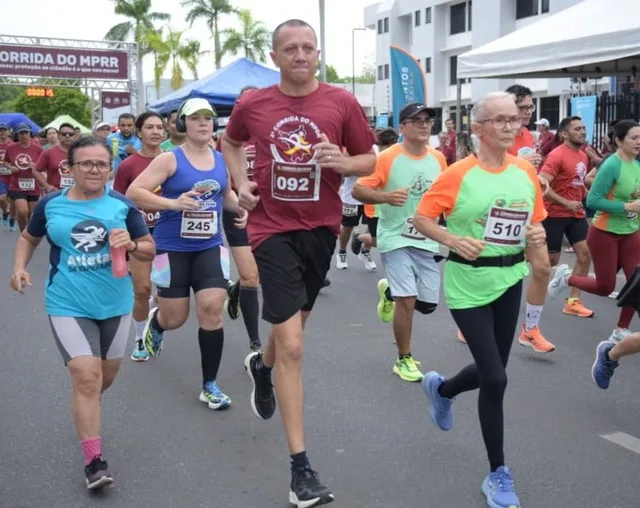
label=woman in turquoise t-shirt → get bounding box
[10,136,155,490]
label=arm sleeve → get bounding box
[586,157,625,213]
[126,205,149,240]
[416,168,463,218]
[26,197,49,238]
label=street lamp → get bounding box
[352,27,367,95]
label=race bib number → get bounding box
[483,207,529,246]
[61,175,74,188]
[145,210,161,227]
[0,165,11,176]
[401,218,426,240]
[246,156,255,178]
[181,211,217,238]
[18,178,35,191]
[271,161,321,202]
[342,204,359,217]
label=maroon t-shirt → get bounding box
[225,82,375,248]
[35,145,71,189]
[0,141,13,185]
[114,152,161,227]
[7,142,42,196]
[217,137,257,186]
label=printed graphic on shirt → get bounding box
[572,161,587,186]
[68,220,110,272]
[627,184,640,220]
[517,146,535,157]
[0,149,10,175]
[59,159,73,187]
[192,179,221,209]
[14,153,33,170]
[408,173,433,196]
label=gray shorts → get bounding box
[48,314,132,365]
[380,247,440,302]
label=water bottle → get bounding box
[110,229,128,278]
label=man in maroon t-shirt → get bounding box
[34,122,76,192]
[222,18,375,507]
[0,122,14,228]
[6,123,42,232]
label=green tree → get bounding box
[182,0,236,69]
[9,88,91,127]
[0,84,23,112]
[358,61,375,84]
[104,0,171,56]
[145,28,205,91]
[316,63,341,83]
[220,8,271,63]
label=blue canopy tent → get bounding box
[148,58,280,117]
[0,113,41,133]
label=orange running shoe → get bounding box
[562,298,595,318]
[457,329,467,344]
[518,325,556,353]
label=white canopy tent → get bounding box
[458,0,640,80]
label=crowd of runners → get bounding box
[4,17,640,508]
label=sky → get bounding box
[0,0,377,84]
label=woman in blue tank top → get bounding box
[127,98,247,409]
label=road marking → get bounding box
[600,432,640,454]
[608,291,619,299]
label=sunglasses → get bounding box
[60,132,75,138]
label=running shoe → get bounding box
[423,371,454,431]
[250,340,263,353]
[562,298,594,317]
[289,466,335,507]
[84,456,114,490]
[358,251,377,271]
[9,220,16,232]
[130,339,150,362]
[392,356,424,382]
[2,216,8,228]
[518,325,556,353]
[350,231,363,256]
[592,340,618,389]
[224,280,241,320]
[336,251,348,270]
[547,263,571,299]
[244,351,276,420]
[457,329,467,344]
[321,278,331,288]
[608,328,630,343]
[376,279,395,323]
[481,466,521,508]
[142,307,164,357]
[199,380,231,410]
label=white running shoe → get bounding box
[359,251,377,271]
[336,251,348,270]
[547,264,571,299]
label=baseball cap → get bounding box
[535,118,550,127]
[15,122,31,133]
[181,98,216,117]
[0,122,9,130]
[399,102,437,123]
[93,121,111,131]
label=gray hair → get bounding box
[471,92,513,123]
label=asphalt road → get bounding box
[1,226,639,508]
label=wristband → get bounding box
[127,240,138,253]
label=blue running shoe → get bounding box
[482,466,521,508]
[592,340,618,389]
[130,339,150,362]
[423,371,453,431]
[142,307,164,357]
[199,381,231,410]
[9,220,16,232]
[2,216,8,228]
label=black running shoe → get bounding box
[321,278,331,289]
[244,352,276,420]
[84,456,114,490]
[350,232,363,256]
[289,466,334,507]
[224,280,241,320]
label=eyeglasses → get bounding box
[481,117,523,130]
[403,118,435,127]
[518,104,536,113]
[74,160,112,172]
[60,132,75,138]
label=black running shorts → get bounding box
[542,217,589,254]
[222,209,250,248]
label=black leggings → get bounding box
[438,281,523,471]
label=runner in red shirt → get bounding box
[539,116,594,318]
[34,122,76,192]
[6,123,42,232]
[0,122,14,229]
[114,111,165,363]
[222,19,375,507]
[505,84,555,353]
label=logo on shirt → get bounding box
[476,196,529,226]
[14,153,32,170]
[59,159,71,175]
[408,173,432,197]
[269,116,321,163]
[192,179,220,209]
[517,147,535,157]
[70,220,108,254]
[572,161,587,187]
[0,150,9,175]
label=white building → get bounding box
[330,83,375,118]
[364,0,606,128]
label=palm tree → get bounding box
[182,0,236,69]
[220,9,271,63]
[145,28,205,91]
[104,0,170,56]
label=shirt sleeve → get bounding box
[356,149,394,189]
[26,196,49,238]
[35,150,48,172]
[416,165,465,218]
[586,156,626,213]
[539,148,560,178]
[342,95,376,156]
[126,205,149,240]
[113,161,130,194]
[224,98,250,143]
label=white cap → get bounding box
[535,118,550,127]
[182,98,216,117]
[93,121,110,130]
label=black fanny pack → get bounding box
[444,251,526,268]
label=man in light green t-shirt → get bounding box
[160,110,185,151]
[353,102,447,382]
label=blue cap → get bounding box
[0,122,9,130]
[15,122,30,133]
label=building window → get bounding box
[377,65,383,80]
[425,57,431,74]
[450,55,458,85]
[450,2,467,35]
[383,17,389,33]
[541,0,549,13]
[377,19,383,34]
[468,1,472,30]
[516,0,550,19]
[415,10,421,26]
[384,64,389,79]
[425,7,432,24]
[539,96,560,129]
